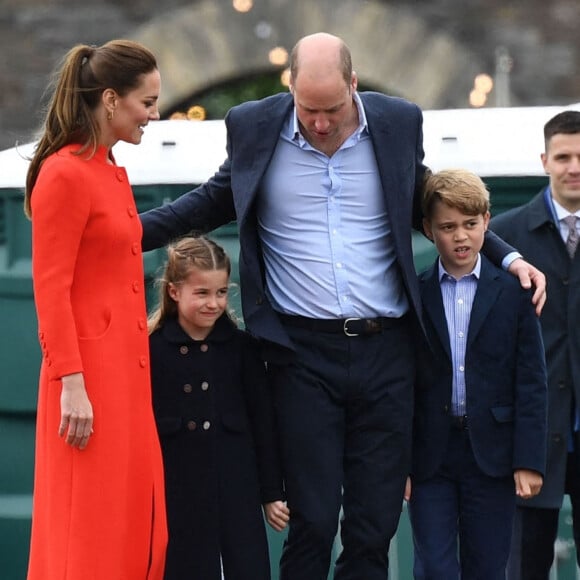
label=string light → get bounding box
[469,89,487,108]
[268,47,288,67]
[469,73,494,107]
[474,74,493,94]
[280,68,291,87]
[187,105,206,121]
[232,0,253,13]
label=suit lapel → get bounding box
[467,257,501,348]
[363,101,400,222]
[421,262,452,360]
[422,257,502,358]
[235,94,294,223]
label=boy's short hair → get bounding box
[422,168,490,219]
[544,110,580,149]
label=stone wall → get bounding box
[0,0,578,151]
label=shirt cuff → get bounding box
[502,251,522,271]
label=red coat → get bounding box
[27,144,167,579]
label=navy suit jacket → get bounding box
[141,92,514,359]
[412,255,547,480]
[491,189,580,508]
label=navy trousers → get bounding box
[409,428,515,580]
[269,317,414,580]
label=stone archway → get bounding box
[133,0,481,113]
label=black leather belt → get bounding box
[450,415,468,430]
[279,314,404,337]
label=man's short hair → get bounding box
[544,110,580,148]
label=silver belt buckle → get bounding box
[343,317,361,337]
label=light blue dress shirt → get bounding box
[438,255,481,418]
[256,92,408,319]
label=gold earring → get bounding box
[107,110,114,121]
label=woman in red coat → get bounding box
[24,40,167,579]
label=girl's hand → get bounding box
[404,476,412,502]
[264,500,290,532]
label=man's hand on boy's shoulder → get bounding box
[514,469,543,499]
[507,257,546,316]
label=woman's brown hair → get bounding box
[24,39,157,218]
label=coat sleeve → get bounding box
[481,229,519,268]
[513,287,548,474]
[240,334,285,503]
[31,159,90,380]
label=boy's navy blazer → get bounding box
[413,255,547,481]
[141,92,513,357]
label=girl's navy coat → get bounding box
[150,314,284,580]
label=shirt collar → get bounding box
[288,91,368,144]
[438,253,481,282]
[550,193,580,221]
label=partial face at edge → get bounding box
[542,132,580,213]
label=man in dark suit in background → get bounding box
[141,32,545,580]
[491,110,580,580]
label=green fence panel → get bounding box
[0,172,563,579]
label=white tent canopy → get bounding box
[421,104,580,176]
[0,119,228,189]
[1,104,579,190]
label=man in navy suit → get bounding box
[408,169,547,580]
[141,33,546,580]
[491,110,580,580]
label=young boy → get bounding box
[407,169,548,580]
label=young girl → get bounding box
[148,236,289,580]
